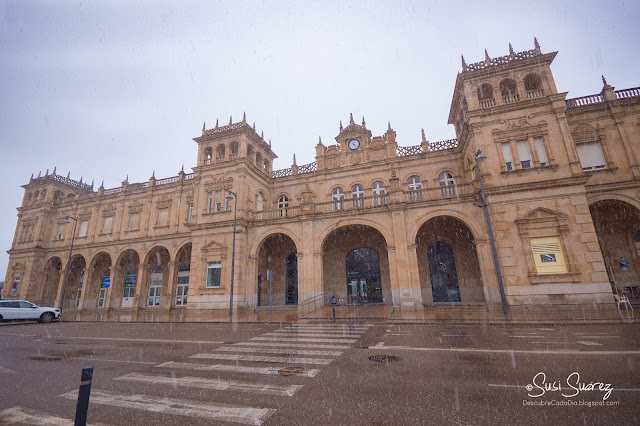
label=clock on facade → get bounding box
[348,139,360,150]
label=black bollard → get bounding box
[75,366,93,426]
[331,294,337,323]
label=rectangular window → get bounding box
[158,208,169,226]
[534,137,548,166]
[206,262,222,287]
[516,140,532,169]
[128,212,140,230]
[207,192,213,213]
[57,223,65,240]
[501,142,513,171]
[103,216,113,234]
[576,141,606,171]
[531,236,568,274]
[78,220,88,237]
[188,203,194,223]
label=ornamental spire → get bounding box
[362,116,366,128]
[293,154,297,166]
[484,49,490,61]
[261,131,264,140]
[100,180,104,189]
[388,121,392,131]
[229,115,232,125]
[242,111,246,123]
[52,166,57,175]
[349,112,354,125]
[339,121,343,132]
[202,122,205,135]
[215,119,219,128]
[253,122,256,131]
[508,42,514,55]
[534,36,540,53]
[461,55,467,72]
[421,128,427,143]
[66,171,70,180]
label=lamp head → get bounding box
[473,202,485,208]
[475,149,487,163]
[63,217,70,224]
[225,191,234,200]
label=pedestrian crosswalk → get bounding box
[1,323,373,425]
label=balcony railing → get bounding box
[526,89,545,99]
[479,98,496,109]
[502,93,520,103]
[250,183,473,221]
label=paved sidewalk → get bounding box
[60,303,636,324]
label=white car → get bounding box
[0,300,60,323]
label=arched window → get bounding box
[256,152,263,168]
[256,192,264,212]
[408,176,422,200]
[439,172,456,196]
[204,147,213,165]
[25,192,32,205]
[332,187,344,210]
[247,144,254,159]
[216,144,226,162]
[524,74,542,91]
[351,185,365,208]
[500,79,518,102]
[34,190,40,203]
[229,141,239,160]
[372,181,386,205]
[477,83,493,100]
[123,266,138,301]
[278,195,289,217]
[634,230,640,255]
[263,159,269,173]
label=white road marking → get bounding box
[70,357,157,365]
[191,353,334,365]
[0,406,110,425]
[369,345,640,355]
[287,325,370,331]
[577,341,603,346]
[265,332,361,338]
[115,372,303,397]
[215,346,343,356]
[50,336,225,345]
[508,335,544,338]
[441,334,469,337]
[292,324,372,327]
[231,342,352,350]
[60,389,275,425]
[250,337,357,344]
[578,336,619,339]
[375,342,385,347]
[281,328,367,334]
[0,365,17,373]
[155,361,321,377]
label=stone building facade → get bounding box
[4,40,640,315]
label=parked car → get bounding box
[0,300,60,323]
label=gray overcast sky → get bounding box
[1,0,639,280]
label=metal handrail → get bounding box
[300,292,326,316]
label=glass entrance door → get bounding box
[345,248,383,304]
[285,253,298,305]
[122,267,137,308]
[175,263,190,307]
[428,241,461,302]
[147,265,162,307]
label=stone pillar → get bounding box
[78,267,93,311]
[474,239,500,304]
[164,261,177,310]
[407,244,423,307]
[134,263,148,310]
[54,267,67,309]
[389,210,422,309]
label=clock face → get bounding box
[348,139,360,150]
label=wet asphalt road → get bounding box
[0,321,638,425]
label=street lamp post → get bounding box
[59,216,78,315]
[225,190,238,318]
[475,150,510,316]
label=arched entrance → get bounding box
[257,234,298,306]
[416,216,484,305]
[41,257,62,307]
[345,248,382,303]
[112,249,140,309]
[589,200,640,294]
[85,252,112,309]
[63,255,86,309]
[321,225,390,304]
[142,246,171,308]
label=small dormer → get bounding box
[193,113,278,173]
[449,38,559,138]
